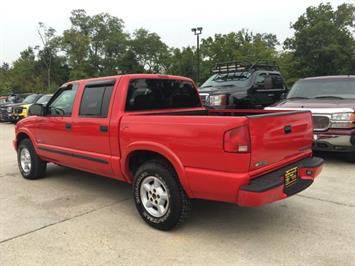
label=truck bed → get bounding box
[121,108,313,173]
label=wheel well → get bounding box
[16,133,30,148]
[128,150,175,178]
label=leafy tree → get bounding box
[37,22,57,90]
[167,47,194,79]
[0,63,11,95]
[119,50,145,74]
[198,29,279,83]
[61,9,129,79]
[130,28,170,73]
[7,47,42,92]
[284,3,355,78]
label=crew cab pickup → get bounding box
[14,74,323,230]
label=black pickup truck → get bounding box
[198,61,288,109]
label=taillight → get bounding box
[223,125,251,153]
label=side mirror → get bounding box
[29,104,45,116]
[264,76,273,89]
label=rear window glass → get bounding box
[125,79,200,111]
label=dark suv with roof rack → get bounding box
[198,61,288,109]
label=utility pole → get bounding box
[191,27,203,84]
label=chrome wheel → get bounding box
[20,148,32,174]
[140,176,170,218]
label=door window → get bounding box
[255,73,267,88]
[79,85,113,117]
[48,84,78,116]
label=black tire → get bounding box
[133,160,191,231]
[17,138,47,179]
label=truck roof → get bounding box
[302,75,355,80]
[65,74,193,86]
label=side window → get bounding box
[79,85,113,117]
[255,73,267,88]
[48,84,78,116]
[271,74,286,90]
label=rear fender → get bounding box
[122,141,192,197]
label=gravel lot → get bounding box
[1,122,355,265]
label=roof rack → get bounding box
[212,60,279,74]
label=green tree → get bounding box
[284,3,355,77]
[0,63,11,95]
[129,28,170,73]
[7,47,42,92]
[199,29,279,83]
[61,9,129,79]
[167,47,194,79]
[37,22,57,90]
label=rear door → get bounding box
[70,79,116,176]
[248,111,313,171]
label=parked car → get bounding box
[0,96,7,104]
[198,61,288,109]
[0,93,31,122]
[12,94,52,122]
[266,75,355,162]
[0,94,42,122]
[15,74,323,230]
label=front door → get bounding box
[35,83,79,165]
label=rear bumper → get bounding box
[237,157,324,207]
[313,130,355,152]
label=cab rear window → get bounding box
[125,79,200,111]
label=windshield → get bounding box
[36,95,51,105]
[23,94,39,104]
[288,79,355,99]
[200,72,251,89]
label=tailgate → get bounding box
[248,111,313,171]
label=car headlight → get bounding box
[330,112,355,128]
[7,107,12,113]
[331,113,352,121]
[209,95,228,106]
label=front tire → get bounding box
[17,138,47,179]
[133,160,191,231]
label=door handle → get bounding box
[65,123,72,130]
[100,125,108,133]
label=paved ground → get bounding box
[0,123,355,265]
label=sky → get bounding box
[0,0,351,64]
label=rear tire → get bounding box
[133,160,191,231]
[17,138,47,179]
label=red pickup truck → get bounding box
[14,74,323,230]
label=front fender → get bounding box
[14,126,37,151]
